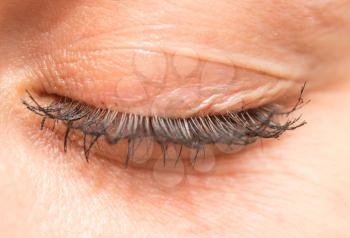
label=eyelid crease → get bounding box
[132,46,304,80]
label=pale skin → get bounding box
[1,1,350,237]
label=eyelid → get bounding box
[32,48,299,117]
[22,89,306,167]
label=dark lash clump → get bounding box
[23,87,307,164]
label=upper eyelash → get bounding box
[22,86,307,165]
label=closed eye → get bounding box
[22,34,309,173]
[22,83,306,168]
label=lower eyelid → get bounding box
[82,137,245,171]
[26,114,248,178]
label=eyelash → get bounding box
[22,86,306,166]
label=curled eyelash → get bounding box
[23,85,307,165]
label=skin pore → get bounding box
[1,1,350,237]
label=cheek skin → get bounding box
[1,67,350,238]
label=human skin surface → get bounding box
[0,1,350,237]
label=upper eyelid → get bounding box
[32,48,300,118]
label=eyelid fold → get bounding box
[31,47,301,118]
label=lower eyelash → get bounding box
[22,87,307,165]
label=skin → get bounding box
[0,0,350,237]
